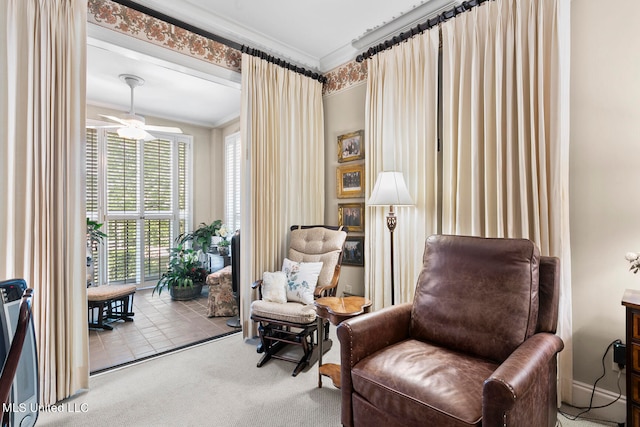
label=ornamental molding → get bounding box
[87,0,241,73]
[87,0,368,96]
[322,60,368,97]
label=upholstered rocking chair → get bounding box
[250,225,347,376]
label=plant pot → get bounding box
[169,282,204,301]
[218,246,229,257]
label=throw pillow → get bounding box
[282,258,323,305]
[261,271,287,304]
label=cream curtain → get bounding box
[0,0,88,405]
[441,0,572,401]
[364,28,440,310]
[240,54,325,338]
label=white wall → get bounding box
[570,0,640,397]
[323,83,367,297]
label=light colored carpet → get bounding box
[38,330,343,427]
[37,328,615,427]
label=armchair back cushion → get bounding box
[411,235,540,363]
[288,226,346,289]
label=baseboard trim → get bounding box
[565,380,626,424]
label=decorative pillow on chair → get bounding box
[262,271,287,304]
[282,258,323,305]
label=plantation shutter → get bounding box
[225,132,241,234]
[106,132,139,284]
[86,127,192,286]
[177,140,189,238]
[143,139,173,281]
[85,128,99,217]
[85,128,100,284]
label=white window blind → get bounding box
[225,132,241,234]
[86,128,193,286]
[85,128,100,285]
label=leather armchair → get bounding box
[337,235,564,427]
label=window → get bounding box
[225,132,241,234]
[86,128,192,287]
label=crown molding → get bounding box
[128,0,321,72]
[351,0,462,49]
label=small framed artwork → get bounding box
[336,163,365,199]
[338,130,364,163]
[343,236,365,267]
[338,203,365,233]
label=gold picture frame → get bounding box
[336,163,364,199]
[338,130,364,163]
[338,203,365,232]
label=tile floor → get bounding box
[89,285,240,374]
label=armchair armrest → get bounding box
[337,303,412,427]
[337,302,412,367]
[315,264,341,297]
[251,279,263,300]
[483,332,564,426]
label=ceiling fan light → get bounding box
[117,126,147,140]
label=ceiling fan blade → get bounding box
[142,125,183,134]
[86,118,122,129]
[99,114,130,126]
[87,125,122,129]
[142,130,159,141]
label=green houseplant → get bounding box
[86,218,107,287]
[154,243,208,300]
[87,218,107,249]
[216,223,231,256]
[178,219,222,252]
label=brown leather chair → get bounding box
[337,235,563,427]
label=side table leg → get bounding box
[317,316,324,388]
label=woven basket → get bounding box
[169,282,203,301]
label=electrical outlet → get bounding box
[345,284,353,294]
[612,341,626,373]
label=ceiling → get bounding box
[86,0,458,129]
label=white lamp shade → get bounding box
[368,171,414,206]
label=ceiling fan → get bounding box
[96,74,183,141]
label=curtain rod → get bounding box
[112,0,243,50]
[240,46,327,84]
[356,0,493,62]
[112,1,326,83]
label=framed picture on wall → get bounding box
[338,203,365,232]
[342,236,364,267]
[338,130,364,163]
[337,163,365,198]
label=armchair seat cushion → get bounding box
[352,339,498,426]
[250,299,316,324]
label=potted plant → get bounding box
[178,219,222,253]
[86,218,107,287]
[216,223,231,256]
[154,243,208,300]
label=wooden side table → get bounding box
[622,289,640,427]
[314,296,372,388]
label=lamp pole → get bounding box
[368,171,413,307]
[386,205,397,305]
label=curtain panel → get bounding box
[364,28,440,310]
[0,0,89,405]
[440,0,572,401]
[240,54,325,338]
[364,0,571,403]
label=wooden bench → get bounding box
[87,284,136,330]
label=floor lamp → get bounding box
[368,171,414,305]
